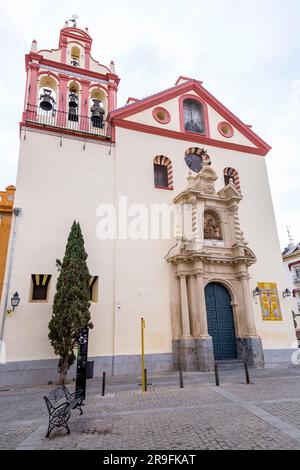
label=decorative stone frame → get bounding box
[167,165,264,371]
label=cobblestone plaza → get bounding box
[2,366,300,450]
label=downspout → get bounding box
[0,207,22,344]
[112,125,117,377]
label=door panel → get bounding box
[205,283,237,360]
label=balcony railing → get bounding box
[24,105,110,139]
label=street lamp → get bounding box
[10,292,20,311]
[282,288,291,298]
[253,287,261,298]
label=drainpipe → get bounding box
[0,207,22,344]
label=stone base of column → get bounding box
[236,336,265,367]
[172,338,198,371]
[196,337,215,372]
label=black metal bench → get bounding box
[44,385,83,437]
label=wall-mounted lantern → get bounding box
[282,288,291,298]
[10,292,20,311]
[253,287,261,298]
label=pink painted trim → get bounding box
[112,118,269,156]
[175,76,195,85]
[37,57,120,85]
[80,80,90,129]
[108,83,118,113]
[152,107,171,124]
[20,121,110,143]
[110,80,271,153]
[126,97,139,105]
[89,83,108,92]
[58,75,68,120]
[218,121,234,138]
[59,27,92,49]
[37,70,60,82]
[28,66,39,108]
[155,185,174,191]
[178,94,210,138]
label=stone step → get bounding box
[215,360,245,370]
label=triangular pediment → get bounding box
[218,183,243,200]
[109,79,271,156]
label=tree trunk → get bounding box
[59,356,69,384]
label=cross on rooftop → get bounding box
[68,14,79,28]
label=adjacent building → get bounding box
[0,186,16,300]
[282,243,300,344]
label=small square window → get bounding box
[90,276,99,302]
[31,274,51,301]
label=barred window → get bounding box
[183,99,205,134]
[31,274,51,301]
[153,156,173,190]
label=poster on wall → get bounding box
[258,282,283,321]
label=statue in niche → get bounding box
[204,212,222,240]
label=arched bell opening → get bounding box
[38,76,57,113]
[70,46,80,67]
[90,88,107,129]
[68,81,80,123]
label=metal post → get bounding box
[244,363,250,384]
[141,318,145,393]
[179,366,184,389]
[144,369,147,392]
[102,371,106,396]
[214,363,220,386]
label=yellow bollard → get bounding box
[141,317,145,392]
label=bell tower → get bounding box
[21,19,120,141]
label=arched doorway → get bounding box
[205,282,237,360]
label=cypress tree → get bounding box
[49,221,93,384]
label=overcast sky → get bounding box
[0,0,299,249]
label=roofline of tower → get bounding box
[25,53,120,85]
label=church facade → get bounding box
[0,23,297,385]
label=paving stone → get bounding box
[1,366,300,450]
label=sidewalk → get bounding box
[1,365,300,450]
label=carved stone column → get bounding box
[240,275,257,337]
[180,275,191,339]
[195,273,214,371]
[175,274,197,371]
[236,272,264,367]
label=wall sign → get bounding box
[258,282,282,321]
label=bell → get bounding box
[69,92,78,109]
[40,89,54,111]
[90,99,104,128]
[68,105,78,122]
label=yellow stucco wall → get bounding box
[0,186,15,300]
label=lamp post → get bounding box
[282,288,291,298]
[253,287,261,298]
[10,292,20,311]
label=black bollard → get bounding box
[144,369,147,392]
[179,366,184,389]
[244,363,250,384]
[102,371,106,397]
[214,363,220,386]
